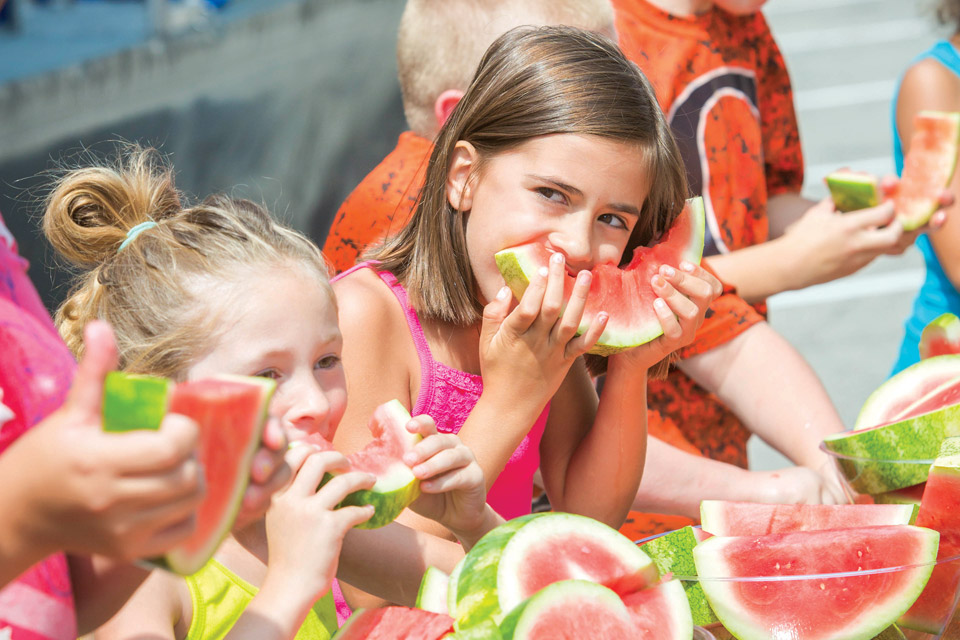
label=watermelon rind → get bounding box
[896,110,960,231]
[699,501,920,535]
[640,526,717,626]
[920,313,960,360]
[497,580,632,640]
[445,618,502,640]
[417,566,450,615]
[325,399,422,529]
[826,170,879,212]
[874,484,926,506]
[447,556,466,621]
[872,625,907,640]
[823,402,960,494]
[161,374,275,575]
[494,512,659,618]
[693,527,940,640]
[856,355,960,429]
[102,371,171,432]
[494,196,705,356]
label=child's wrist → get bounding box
[449,505,503,551]
[257,569,325,625]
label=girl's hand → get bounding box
[480,251,606,409]
[611,261,722,371]
[754,466,847,506]
[403,415,488,537]
[4,321,204,563]
[233,416,291,531]
[263,448,375,601]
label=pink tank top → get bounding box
[334,263,549,520]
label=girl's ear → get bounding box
[446,141,479,212]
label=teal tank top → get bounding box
[891,40,960,375]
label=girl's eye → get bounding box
[599,212,629,230]
[316,355,341,370]
[535,187,567,204]
[254,369,281,380]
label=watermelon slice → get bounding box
[699,501,918,536]
[920,313,960,360]
[333,607,454,639]
[622,579,695,639]
[497,580,638,640]
[899,437,960,634]
[304,400,422,529]
[102,372,275,575]
[825,170,880,212]
[693,525,940,640]
[495,196,705,356]
[895,110,960,230]
[855,355,960,429]
[416,566,450,615]
[454,513,658,629]
[445,619,502,639]
[640,526,717,626]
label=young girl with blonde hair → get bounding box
[43,147,497,638]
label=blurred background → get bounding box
[0,0,948,470]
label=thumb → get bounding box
[480,286,513,347]
[66,320,119,417]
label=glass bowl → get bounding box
[819,440,934,502]
[692,626,717,639]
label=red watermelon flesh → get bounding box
[895,111,960,231]
[854,356,960,430]
[622,580,694,639]
[165,375,274,574]
[920,313,960,360]
[693,526,940,640]
[497,580,638,640]
[333,607,454,639]
[699,501,918,536]
[495,197,705,356]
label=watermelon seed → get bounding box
[820,583,826,590]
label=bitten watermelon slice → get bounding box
[693,526,940,640]
[920,313,960,360]
[900,437,960,634]
[305,400,422,529]
[416,566,449,615]
[454,513,658,629]
[826,170,880,212]
[699,501,918,536]
[495,197,705,355]
[895,110,960,230]
[333,607,454,639]
[102,372,275,575]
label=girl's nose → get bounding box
[285,377,334,440]
[549,216,594,269]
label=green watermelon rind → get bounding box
[897,110,960,231]
[693,528,940,640]
[445,618,502,640]
[447,556,466,621]
[455,514,544,629]
[919,313,960,360]
[824,403,960,494]
[416,566,450,615]
[855,355,960,430]
[161,374,276,575]
[102,371,172,432]
[495,512,659,616]
[498,580,631,640]
[825,171,880,212]
[639,527,717,627]
[494,196,705,356]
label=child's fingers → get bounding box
[665,262,722,302]
[261,417,288,452]
[857,217,905,252]
[564,311,608,357]
[409,442,474,480]
[332,504,376,531]
[313,471,377,510]
[652,277,699,329]
[847,200,896,229]
[289,451,352,496]
[68,320,119,418]
[480,286,513,344]
[136,513,199,560]
[652,296,684,341]
[102,414,200,475]
[115,454,204,505]
[506,266,549,332]
[420,463,484,494]
[405,415,438,438]
[556,270,592,342]
[403,432,460,467]
[536,252,567,329]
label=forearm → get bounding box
[704,236,801,303]
[680,323,844,469]
[68,555,150,634]
[553,363,648,528]
[338,524,465,607]
[225,578,316,640]
[768,193,817,239]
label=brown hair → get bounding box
[938,0,960,32]
[397,0,616,137]
[44,145,332,378]
[376,26,688,376]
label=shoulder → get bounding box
[333,267,401,332]
[901,57,960,106]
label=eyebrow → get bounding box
[529,175,642,218]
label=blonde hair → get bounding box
[397,0,616,137]
[44,145,332,378]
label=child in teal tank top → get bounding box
[891,1,960,375]
[42,147,500,639]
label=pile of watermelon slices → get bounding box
[338,512,695,639]
[638,501,946,640]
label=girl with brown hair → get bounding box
[332,24,720,559]
[42,147,498,638]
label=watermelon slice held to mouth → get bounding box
[495,196,705,356]
[895,110,960,231]
[103,371,275,575]
[920,313,960,360]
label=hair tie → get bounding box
[118,221,158,252]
